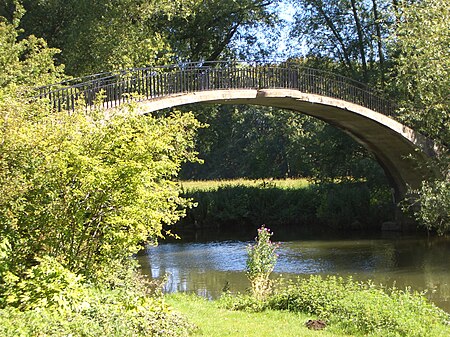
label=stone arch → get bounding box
[127,88,438,202]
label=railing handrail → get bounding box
[36,61,374,94]
[33,60,396,119]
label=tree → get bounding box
[388,0,450,146]
[0,14,204,337]
[290,0,393,84]
[403,176,450,235]
[5,0,280,76]
[15,0,178,75]
[0,3,64,89]
[180,102,387,186]
[0,15,202,278]
[0,102,201,277]
[163,0,280,62]
[389,0,449,233]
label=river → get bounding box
[137,228,450,313]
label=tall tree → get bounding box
[388,0,450,145]
[3,0,279,75]
[350,0,368,79]
[180,103,387,185]
[290,0,393,84]
[15,0,179,74]
[165,0,279,62]
[390,0,449,234]
[0,3,64,89]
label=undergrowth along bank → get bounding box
[178,179,394,230]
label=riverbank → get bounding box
[165,293,351,337]
[166,275,450,337]
[166,291,450,337]
[177,178,395,231]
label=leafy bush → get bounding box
[0,257,194,337]
[334,283,449,337]
[219,292,268,312]
[222,275,450,337]
[403,177,450,235]
[0,13,203,280]
[0,292,194,337]
[268,275,357,319]
[0,16,198,337]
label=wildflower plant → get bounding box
[246,225,279,299]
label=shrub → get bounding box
[0,257,194,337]
[403,177,450,235]
[0,13,197,337]
[219,292,268,312]
[223,275,450,337]
[0,101,202,278]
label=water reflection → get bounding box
[137,233,450,312]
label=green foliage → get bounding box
[219,292,269,313]
[161,0,280,62]
[388,0,450,145]
[403,177,450,235]
[2,256,84,310]
[290,0,392,84]
[179,180,393,229]
[268,276,357,318]
[10,0,278,75]
[180,104,388,188]
[316,183,375,227]
[246,226,279,299]
[0,239,11,287]
[0,259,194,337]
[387,0,449,234]
[180,181,316,228]
[0,5,64,90]
[0,99,201,276]
[222,275,450,337]
[0,5,203,279]
[11,0,176,74]
[0,12,200,337]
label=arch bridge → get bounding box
[35,61,439,203]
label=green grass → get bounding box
[179,178,311,192]
[165,293,353,337]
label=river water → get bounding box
[137,229,450,312]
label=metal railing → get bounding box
[34,61,395,117]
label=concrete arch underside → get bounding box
[120,89,438,201]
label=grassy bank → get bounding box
[165,293,351,337]
[177,179,394,230]
[166,276,450,337]
[180,178,311,191]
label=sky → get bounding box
[232,0,307,61]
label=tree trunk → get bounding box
[314,1,355,73]
[350,0,368,81]
[372,0,385,85]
